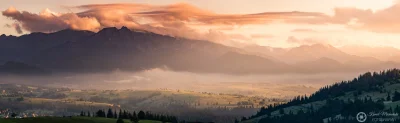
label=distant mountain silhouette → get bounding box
[0,61,48,75]
[282,44,380,64]
[241,44,393,72]
[0,29,94,63]
[242,45,288,61]
[0,27,399,74]
[243,44,382,64]
[389,55,400,63]
[294,57,344,72]
[27,27,245,73]
[212,52,290,74]
[340,45,400,62]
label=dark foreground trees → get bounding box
[107,108,114,118]
[116,118,124,123]
[393,91,400,102]
[257,98,386,123]
[84,109,177,123]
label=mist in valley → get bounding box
[0,68,371,98]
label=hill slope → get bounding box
[243,69,400,123]
[0,61,48,75]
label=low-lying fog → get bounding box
[0,69,368,98]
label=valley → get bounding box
[0,83,296,123]
[2,1,400,122]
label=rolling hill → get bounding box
[241,69,400,123]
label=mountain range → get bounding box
[0,61,48,75]
[339,45,400,62]
[0,27,399,75]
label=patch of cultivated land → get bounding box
[0,83,304,123]
[62,89,288,109]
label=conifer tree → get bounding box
[107,108,114,118]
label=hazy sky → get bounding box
[1,0,400,48]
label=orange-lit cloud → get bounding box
[337,4,400,33]
[3,7,68,33]
[78,3,323,25]
[4,2,400,46]
[286,36,326,45]
[251,34,274,39]
[2,7,101,33]
[1,3,324,39]
[293,3,400,33]
[291,28,317,33]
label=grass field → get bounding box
[0,117,161,123]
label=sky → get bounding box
[1,0,400,48]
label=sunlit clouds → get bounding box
[2,1,400,48]
[1,3,326,47]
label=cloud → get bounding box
[61,13,101,31]
[13,2,400,45]
[13,23,23,34]
[342,4,400,33]
[2,3,324,32]
[2,7,101,33]
[5,23,23,34]
[291,3,400,33]
[132,7,325,25]
[291,28,317,33]
[1,4,261,45]
[251,34,274,39]
[286,36,326,45]
[3,2,400,41]
[275,3,400,33]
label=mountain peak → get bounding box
[98,27,118,33]
[56,28,74,32]
[0,34,6,37]
[309,43,334,48]
[53,28,91,34]
[118,26,132,34]
[120,26,130,31]
[293,43,336,51]
[96,27,134,35]
[317,57,341,64]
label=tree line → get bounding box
[80,108,178,123]
[257,98,392,123]
[243,69,400,122]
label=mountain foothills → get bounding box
[241,69,400,123]
[0,27,399,75]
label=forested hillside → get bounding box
[242,69,400,123]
